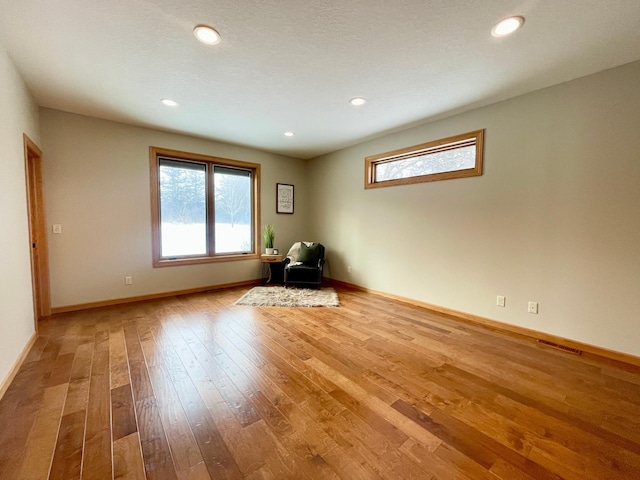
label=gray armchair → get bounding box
[283,242,325,288]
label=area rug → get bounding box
[235,286,339,307]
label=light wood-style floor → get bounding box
[1,286,639,479]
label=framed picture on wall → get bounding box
[276,183,294,214]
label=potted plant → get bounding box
[263,224,275,254]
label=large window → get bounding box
[150,147,260,266]
[365,130,484,189]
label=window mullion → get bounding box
[207,164,216,256]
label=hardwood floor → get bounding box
[1,286,639,479]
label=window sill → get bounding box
[153,253,260,268]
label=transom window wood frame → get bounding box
[150,146,261,267]
[365,129,484,189]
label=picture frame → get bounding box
[276,183,294,214]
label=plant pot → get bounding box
[265,248,274,255]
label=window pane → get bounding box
[376,145,476,182]
[159,160,206,257]
[214,167,252,254]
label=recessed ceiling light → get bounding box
[284,131,295,137]
[350,97,366,106]
[161,98,179,107]
[491,16,525,37]
[193,25,221,45]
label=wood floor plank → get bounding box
[44,352,76,388]
[82,331,113,480]
[113,432,146,480]
[0,346,59,477]
[2,286,640,479]
[82,427,113,480]
[110,322,132,389]
[17,383,68,479]
[48,409,86,480]
[112,383,137,441]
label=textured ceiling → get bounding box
[1,0,640,159]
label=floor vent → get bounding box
[537,339,583,355]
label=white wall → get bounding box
[0,47,41,382]
[309,61,640,357]
[40,109,309,308]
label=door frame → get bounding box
[23,134,51,327]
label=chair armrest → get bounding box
[283,257,292,266]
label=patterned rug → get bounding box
[235,286,339,307]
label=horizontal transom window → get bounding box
[150,147,261,267]
[365,129,484,189]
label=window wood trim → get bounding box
[364,129,484,189]
[150,146,261,267]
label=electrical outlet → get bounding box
[528,301,538,314]
[497,295,506,307]
[52,224,62,234]
[125,276,133,285]
[347,266,352,274]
